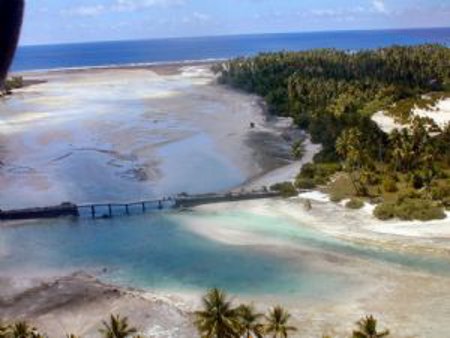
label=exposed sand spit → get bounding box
[0,272,196,338]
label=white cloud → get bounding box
[61,5,106,17]
[112,0,186,12]
[181,11,211,24]
[62,0,185,17]
[372,0,387,13]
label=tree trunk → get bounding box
[0,0,25,88]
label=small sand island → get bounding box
[1,44,450,338]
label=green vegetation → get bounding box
[217,45,450,221]
[236,304,265,338]
[194,288,242,338]
[374,198,446,221]
[264,306,297,338]
[99,314,137,338]
[291,139,305,160]
[346,198,365,210]
[382,176,398,193]
[352,315,390,338]
[1,76,23,95]
[0,289,392,337]
[295,163,341,188]
[270,182,298,198]
[193,288,298,338]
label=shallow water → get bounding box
[0,67,259,208]
[1,209,449,298]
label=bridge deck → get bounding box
[0,190,283,221]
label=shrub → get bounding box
[382,176,398,193]
[431,185,450,201]
[4,76,23,91]
[373,199,446,221]
[291,140,305,160]
[330,192,345,203]
[297,162,341,187]
[365,172,381,186]
[346,198,364,209]
[398,189,424,201]
[295,178,316,190]
[299,163,316,179]
[412,174,424,190]
[374,203,396,220]
[395,198,446,221]
[270,182,298,198]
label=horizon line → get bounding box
[19,25,450,48]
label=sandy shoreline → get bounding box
[12,59,223,77]
[2,63,450,338]
[2,196,450,337]
[0,63,302,208]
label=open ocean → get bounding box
[12,27,450,72]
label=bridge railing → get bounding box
[77,198,176,219]
[0,189,284,221]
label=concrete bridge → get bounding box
[0,190,282,221]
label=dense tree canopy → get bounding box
[217,45,450,220]
[217,45,450,159]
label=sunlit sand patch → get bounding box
[372,98,450,134]
[414,98,450,128]
[371,110,403,133]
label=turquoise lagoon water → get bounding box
[1,210,450,297]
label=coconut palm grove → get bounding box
[0,288,390,338]
[217,45,450,221]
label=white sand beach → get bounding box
[372,98,450,133]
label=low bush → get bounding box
[365,172,381,186]
[330,192,345,203]
[4,76,23,91]
[295,178,316,190]
[373,203,397,220]
[398,189,425,201]
[346,198,365,209]
[374,198,446,221]
[270,182,298,198]
[291,140,305,160]
[382,176,398,193]
[297,162,341,187]
[431,185,450,201]
[412,173,424,190]
[396,198,446,221]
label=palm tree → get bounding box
[264,306,297,338]
[99,314,137,338]
[30,332,45,338]
[336,127,370,196]
[237,304,264,338]
[352,315,389,338]
[0,322,10,338]
[0,0,25,90]
[194,288,241,338]
[9,321,38,338]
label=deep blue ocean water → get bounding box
[12,27,450,72]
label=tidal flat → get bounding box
[0,64,296,209]
[1,64,450,338]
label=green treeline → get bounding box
[216,45,450,220]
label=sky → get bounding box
[21,0,450,45]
